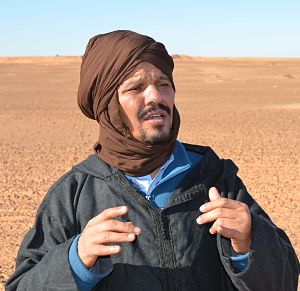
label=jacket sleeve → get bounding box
[216,161,299,291]
[5,209,79,291]
[5,170,83,291]
[69,235,113,290]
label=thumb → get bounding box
[209,187,221,201]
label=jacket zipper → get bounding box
[115,172,179,291]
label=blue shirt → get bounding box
[69,141,249,290]
[126,141,202,208]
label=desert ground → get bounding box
[0,56,299,289]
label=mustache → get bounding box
[138,104,171,120]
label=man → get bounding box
[6,30,299,290]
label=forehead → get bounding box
[121,62,168,84]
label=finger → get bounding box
[209,221,252,253]
[209,187,221,201]
[209,218,247,240]
[196,208,236,224]
[90,206,128,224]
[200,198,244,213]
[90,244,122,257]
[199,187,221,212]
[78,243,122,268]
[125,222,141,234]
[95,231,138,244]
[98,219,141,235]
[210,224,241,239]
[209,218,235,234]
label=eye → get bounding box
[158,81,171,88]
[128,85,144,92]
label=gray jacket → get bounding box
[6,144,299,290]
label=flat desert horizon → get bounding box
[0,56,299,289]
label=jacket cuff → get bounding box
[229,253,250,272]
[68,235,113,289]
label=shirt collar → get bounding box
[125,141,192,193]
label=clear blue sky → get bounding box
[1,0,299,57]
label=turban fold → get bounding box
[77,30,180,176]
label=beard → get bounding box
[140,125,173,146]
[137,104,173,146]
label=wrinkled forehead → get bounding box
[119,62,170,87]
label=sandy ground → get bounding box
[0,56,299,289]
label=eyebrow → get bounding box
[158,76,171,82]
[122,76,143,88]
[122,75,170,89]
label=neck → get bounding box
[150,167,160,179]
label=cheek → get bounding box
[118,108,132,132]
[168,95,175,121]
[167,94,175,113]
[126,100,143,118]
[165,88,175,104]
[119,96,143,125]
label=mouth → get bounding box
[144,112,166,120]
[138,104,171,121]
[143,110,167,121]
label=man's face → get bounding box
[118,62,175,146]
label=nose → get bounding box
[144,84,163,105]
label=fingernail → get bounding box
[209,228,213,234]
[128,233,135,240]
[113,246,121,252]
[134,227,141,234]
[119,206,127,212]
[200,205,206,212]
[196,217,201,224]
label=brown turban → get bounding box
[77,30,180,176]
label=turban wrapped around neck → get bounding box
[77,30,180,176]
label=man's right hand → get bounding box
[78,206,141,268]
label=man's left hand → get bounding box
[197,187,252,254]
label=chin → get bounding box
[141,128,172,146]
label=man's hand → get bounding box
[78,206,141,268]
[196,187,252,254]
